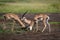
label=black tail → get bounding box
[22,11,28,18]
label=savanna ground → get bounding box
[0,13,60,40]
[0,0,60,40]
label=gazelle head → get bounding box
[3,14,11,20]
[21,17,26,21]
[21,10,28,21]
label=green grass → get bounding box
[0,22,60,33]
[50,22,60,24]
[0,0,60,13]
[0,0,60,3]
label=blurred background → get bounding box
[0,0,60,13]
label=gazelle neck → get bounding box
[24,18,31,24]
[16,19,25,27]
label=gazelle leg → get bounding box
[48,23,51,32]
[46,19,51,32]
[11,20,15,32]
[33,23,36,32]
[29,22,34,31]
[42,20,47,32]
[3,19,6,30]
[29,26,32,31]
[36,20,38,32]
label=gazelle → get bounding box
[3,13,25,32]
[34,14,51,32]
[21,17,35,31]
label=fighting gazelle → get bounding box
[21,13,51,32]
[34,14,51,32]
[21,17,35,31]
[3,13,26,32]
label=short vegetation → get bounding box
[0,0,60,13]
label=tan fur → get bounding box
[3,13,25,32]
[34,14,51,32]
[21,17,35,31]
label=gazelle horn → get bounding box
[22,10,28,18]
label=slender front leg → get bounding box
[42,20,47,32]
[29,22,34,31]
[36,20,38,32]
[29,26,32,31]
[46,19,51,32]
[11,20,15,32]
[48,23,51,32]
[3,19,6,30]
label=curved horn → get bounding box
[22,10,28,18]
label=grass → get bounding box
[50,22,60,24]
[0,22,60,33]
[0,0,60,13]
[0,0,60,3]
[0,2,60,13]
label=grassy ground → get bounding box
[50,22,60,24]
[0,0,60,33]
[0,22,60,33]
[0,0,60,13]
